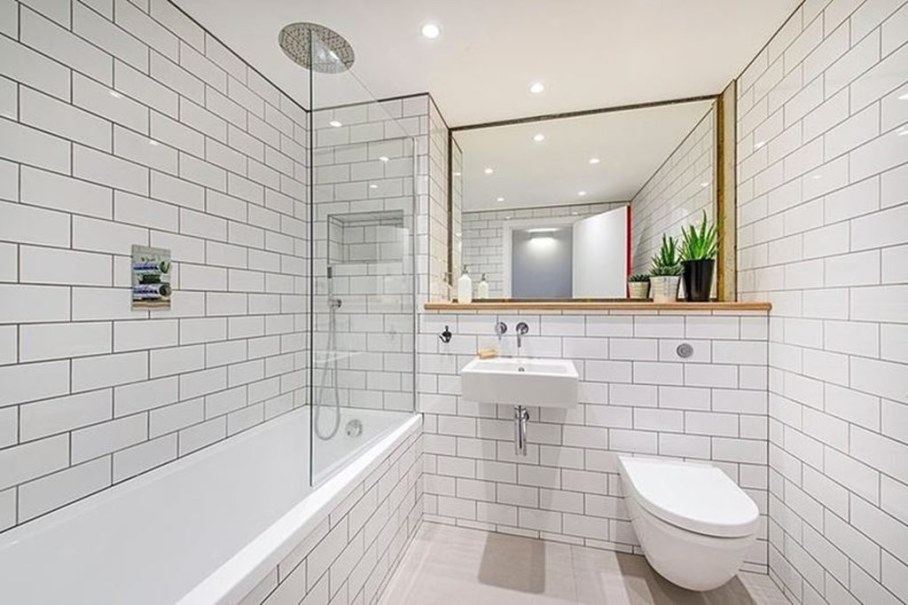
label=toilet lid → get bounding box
[619,457,759,538]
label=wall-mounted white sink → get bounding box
[460,358,579,408]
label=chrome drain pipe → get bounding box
[514,405,530,456]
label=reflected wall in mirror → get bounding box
[450,97,721,301]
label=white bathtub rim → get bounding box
[177,412,422,605]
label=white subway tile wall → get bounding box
[417,310,770,573]
[0,0,308,532]
[630,107,716,276]
[737,0,908,602]
[427,97,450,302]
[238,429,423,605]
[461,201,628,298]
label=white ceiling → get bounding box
[455,100,714,212]
[174,0,799,126]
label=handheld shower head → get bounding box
[326,265,341,309]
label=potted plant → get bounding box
[627,274,650,299]
[649,235,683,303]
[680,210,718,302]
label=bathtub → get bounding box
[0,406,421,605]
[312,406,416,483]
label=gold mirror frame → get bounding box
[446,86,738,302]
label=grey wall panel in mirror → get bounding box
[512,227,573,299]
[449,95,733,302]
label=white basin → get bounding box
[460,357,579,408]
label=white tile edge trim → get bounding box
[177,413,423,605]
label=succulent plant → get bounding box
[680,210,718,261]
[628,274,650,283]
[650,235,683,276]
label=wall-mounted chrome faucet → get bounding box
[516,322,529,354]
[494,321,508,341]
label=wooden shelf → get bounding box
[424,301,771,312]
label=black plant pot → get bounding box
[682,259,715,302]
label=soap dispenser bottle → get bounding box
[477,273,489,299]
[457,265,473,303]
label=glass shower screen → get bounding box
[308,31,418,484]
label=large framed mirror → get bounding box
[447,91,736,302]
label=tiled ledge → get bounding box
[424,301,772,312]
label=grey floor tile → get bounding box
[377,523,790,605]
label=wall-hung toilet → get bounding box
[617,456,759,591]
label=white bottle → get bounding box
[457,266,473,303]
[476,273,489,299]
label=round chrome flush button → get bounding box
[676,343,694,359]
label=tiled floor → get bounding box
[378,523,789,605]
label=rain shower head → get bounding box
[279,22,355,73]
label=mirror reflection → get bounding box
[451,99,718,301]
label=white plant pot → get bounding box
[628,282,650,299]
[650,276,681,303]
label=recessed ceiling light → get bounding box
[754,140,766,149]
[329,120,342,128]
[505,215,512,220]
[897,127,908,137]
[527,228,558,233]
[379,156,389,162]
[496,197,505,202]
[369,184,378,189]
[533,133,545,142]
[899,93,908,101]
[149,139,159,146]
[109,90,122,98]
[484,167,494,175]
[453,171,461,176]
[812,174,823,180]
[571,212,579,216]
[421,23,440,39]
[589,157,600,165]
[700,181,710,188]
[578,191,587,197]
[530,82,545,94]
